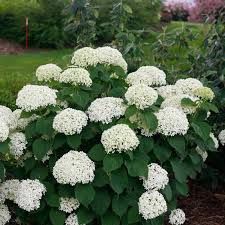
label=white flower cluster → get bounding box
[16,85,57,112]
[218,129,225,146]
[65,213,84,225]
[53,108,88,135]
[87,97,126,124]
[0,119,9,142]
[157,85,182,99]
[175,78,203,95]
[126,66,166,87]
[169,209,186,225]
[0,105,17,130]
[9,132,27,158]
[156,107,189,136]
[71,47,99,68]
[142,163,169,191]
[53,151,95,186]
[138,191,167,220]
[125,84,158,110]
[137,66,166,86]
[60,197,80,213]
[196,147,208,162]
[0,204,11,225]
[71,46,127,72]
[193,87,215,101]
[14,179,46,212]
[161,94,198,114]
[13,109,38,130]
[101,124,139,154]
[59,68,92,87]
[36,64,62,82]
[0,179,20,203]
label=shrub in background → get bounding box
[0,46,220,225]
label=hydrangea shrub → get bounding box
[0,46,220,225]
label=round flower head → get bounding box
[65,213,84,225]
[36,64,62,82]
[210,133,219,149]
[13,109,38,130]
[0,119,9,142]
[169,209,186,225]
[71,47,98,68]
[0,204,11,225]
[15,179,46,212]
[126,71,154,87]
[193,86,215,101]
[0,179,20,202]
[0,105,17,130]
[53,108,88,135]
[87,97,126,124]
[9,132,27,158]
[59,68,92,87]
[196,147,208,162]
[16,85,57,112]
[137,66,166,86]
[175,78,203,95]
[138,191,167,220]
[157,85,183,99]
[156,107,189,136]
[218,129,225,146]
[60,197,80,213]
[141,163,169,191]
[96,46,128,72]
[101,124,139,154]
[125,84,158,110]
[161,94,199,114]
[53,151,95,186]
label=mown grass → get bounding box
[0,21,209,109]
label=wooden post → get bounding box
[25,17,29,49]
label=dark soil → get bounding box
[0,39,24,54]
[179,183,225,225]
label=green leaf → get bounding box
[140,111,158,132]
[45,193,60,207]
[139,137,154,153]
[112,195,128,217]
[36,116,54,136]
[153,144,172,163]
[88,144,106,161]
[0,141,9,154]
[49,209,66,225]
[123,3,133,14]
[103,154,123,172]
[189,151,201,165]
[171,159,187,183]
[125,159,148,177]
[67,134,81,149]
[0,162,5,182]
[91,189,111,215]
[24,157,36,173]
[58,185,74,198]
[125,106,137,119]
[93,168,109,187]
[168,136,186,155]
[161,184,172,201]
[150,215,164,225]
[200,102,218,113]
[32,138,51,160]
[127,205,140,224]
[75,184,95,207]
[110,167,128,194]
[77,207,95,224]
[53,134,66,150]
[30,167,49,180]
[181,98,197,107]
[101,212,120,225]
[109,87,126,97]
[72,91,89,108]
[25,122,37,139]
[191,121,211,141]
[175,181,189,196]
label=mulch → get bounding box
[179,183,225,225]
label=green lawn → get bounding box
[0,21,209,109]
